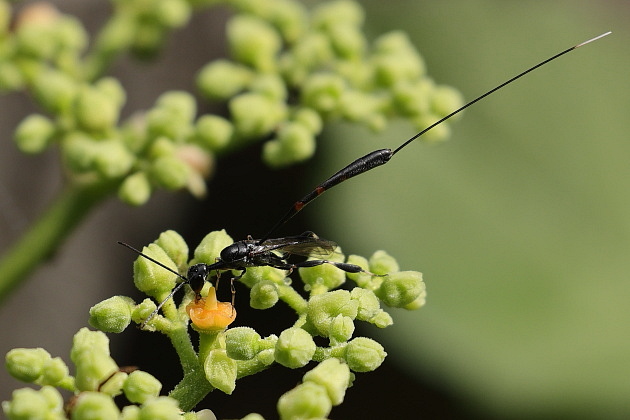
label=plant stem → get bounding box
[0,181,115,303]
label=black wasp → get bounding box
[120,32,610,328]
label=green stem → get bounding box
[0,181,115,303]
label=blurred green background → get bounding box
[310,0,629,417]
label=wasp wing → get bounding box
[257,234,337,258]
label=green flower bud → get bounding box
[157,90,196,121]
[375,271,424,307]
[2,386,64,419]
[392,79,434,116]
[238,265,287,288]
[147,91,196,140]
[131,21,164,59]
[0,1,10,34]
[241,414,264,420]
[227,15,281,72]
[31,69,78,114]
[229,92,287,139]
[292,107,322,135]
[94,15,134,56]
[262,121,315,168]
[93,139,135,178]
[61,132,98,172]
[312,0,365,30]
[267,0,307,43]
[225,327,261,360]
[74,86,121,132]
[250,73,287,102]
[274,327,316,368]
[137,396,182,420]
[404,289,427,310]
[328,24,366,59]
[133,243,179,297]
[329,314,354,343]
[204,349,237,395]
[303,358,350,405]
[301,73,346,115]
[197,59,252,100]
[5,348,50,382]
[55,16,88,52]
[71,328,118,392]
[344,337,386,372]
[338,90,383,123]
[195,115,234,151]
[123,370,162,404]
[154,0,191,28]
[89,296,135,333]
[307,290,358,337]
[133,298,158,326]
[14,114,56,154]
[250,280,279,309]
[368,250,399,275]
[72,392,120,419]
[194,409,219,420]
[149,155,190,190]
[121,404,140,420]
[0,62,25,91]
[119,172,152,206]
[413,113,450,142]
[350,288,392,328]
[99,371,128,397]
[155,230,189,271]
[15,20,56,59]
[41,357,70,386]
[95,77,126,109]
[432,85,465,119]
[299,251,346,292]
[192,230,233,264]
[277,382,332,420]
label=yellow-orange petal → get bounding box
[186,287,236,331]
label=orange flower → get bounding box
[186,287,236,331]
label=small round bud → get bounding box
[72,391,120,419]
[14,114,55,154]
[301,73,346,115]
[204,349,237,395]
[262,122,315,168]
[229,92,287,139]
[74,86,121,132]
[227,15,281,72]
[344,337,386,372]
[250,73,287,102]
[5,348,51,382]
[274,327,316,368]
[413,113,451,142]
[149,155,190,190]
[155,230,189,271]
[89,296,135,333]
[119,172,152,206]
[312,0,364,30]
[277,382,332,420]
[2,386,64,419]
[123,370,162,404]
[41,357,70,386]
[192,230,233,264]
[93,139,135,178]
[292,107,322,135]
[307,290,358,337]
[375,271,424,308]
[432,85,465,119]
[154,0,191,28]
[133,243,179,297]
[368,250,399,275]
[195,115,234,151]
[328,314,355,343]
[31,69,77,114]
[240,414,264,420]
[250,280,279,309]
[299,252,346,293]
[71,328,119,392]
[197,60,252,100]
[350,288,381,321]
[303,358,351,405]
[137,396,182,420]
[328,24,366,59]
[225,327,262,360]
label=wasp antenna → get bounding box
[117,241,187,282]
[140,280,190,329]
[391,31,611,156]
[575,31,611,48]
